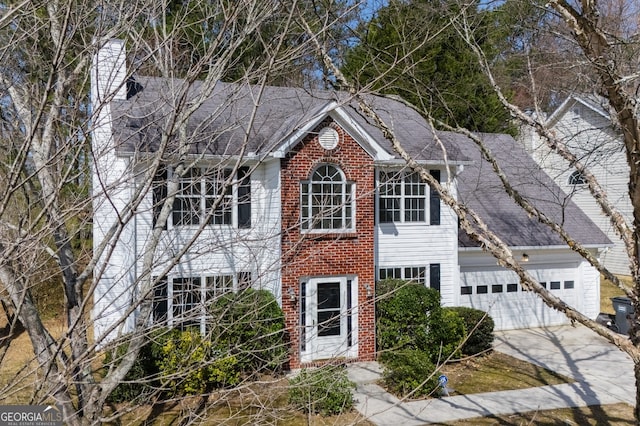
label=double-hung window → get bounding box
[153,272,253,332]
[172,276,202,329]
[153,166,251,229]
[378,264,440,290]
[301,164,355,232]
[173,168,232,226]
[378,169,440,225]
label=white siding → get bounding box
[580,251,601,320]
[94,150,283,341]
[91,40,138,342]
[376,170,459,306]
[459,249,601,330]
[135,159,283,304]
[524,98,631,275]
[91,41,286,344]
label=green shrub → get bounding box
[425,307,466,362]
[104,329,169,404]
[375,279,441,353]
[445,307,495,356]
[157,328,240,395]
[380,350,440,398]
[288,366,355,416]
[208,289,287,373]
[376,279,465,363]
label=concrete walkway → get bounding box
[347,325,635,425]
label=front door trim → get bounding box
[300,275,359,363]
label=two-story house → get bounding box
[520,95,631,276]
[92,40,609,368]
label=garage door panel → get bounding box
[459,267,579,330]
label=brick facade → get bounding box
[280,119,376,369]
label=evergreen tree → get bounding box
[342,0,516,135]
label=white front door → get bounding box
[302,277,352,362]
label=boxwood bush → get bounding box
[425,306,466,362]
[104,339,154,403]
[375,279,467,398]
[375,279,465,362]
[104,328,173,403]
[376,279,441,353]
[105,288,288,401]
[379,349,440,398]
[208,288,287,373]
[288,366,355,415]
[445,306,495,356]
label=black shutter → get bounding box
[430,264,441,292]
[347,280,352,347]
[237,167,251,228]
[300,282,306,352]
[152,276,168,324]
[429,169,441,225]
[152,166,168,230]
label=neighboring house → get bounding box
[91,40,609,368]
[520,95,632,276]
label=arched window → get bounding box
[568,170,587,185]
[301,164,354,232]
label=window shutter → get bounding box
[429,264,441,292]
[429,169,441,225]
[152,166,168,230]
[300,282,307,351]
[152,276,168,324]
[237,167,251,228]
[347,279,353,347]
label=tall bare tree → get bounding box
[0,0,356,423]
[312,0,640,419]
[6,0,640,423]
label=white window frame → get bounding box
[166,272,252,334]
[378,264,441,290]
[568,170,587,186]
[301,164,355,233]
[169,167,234,228]
[378,266,426,285]
[378,169,427,223]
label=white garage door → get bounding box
[459,267,580,330]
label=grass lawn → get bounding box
[601,274,631,313]
[109,381,374,425]
[438,403,635,425]
[440,352,571,395]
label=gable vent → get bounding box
[318,126,339,150]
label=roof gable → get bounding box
[546,95,610,127]
[110,77,471,165]
[271,103,395,161]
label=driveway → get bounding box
[348,325,635,425]
[494,325,635,406]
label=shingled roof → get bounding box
[457,133,611,248]
[110,77,470,164]
[110,76,610,249]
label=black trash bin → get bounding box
[611,296,634,335]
